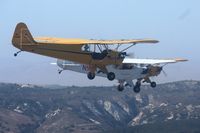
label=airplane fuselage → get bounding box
[57,60,147,82]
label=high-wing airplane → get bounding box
[12,22,187,93]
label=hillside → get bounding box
[0,80,200,133]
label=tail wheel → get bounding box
[150,82,157,88]
[107,72,115,81]
[87,72,95,80]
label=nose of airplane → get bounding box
[142,66,163,76]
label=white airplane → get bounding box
[53,58,187,93]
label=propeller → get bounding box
[126,52,135,57]
[161,63,169,77]
[162,69,167,77]
[158,66,167,77]
[121,52,135,58]
[142,65,168,77]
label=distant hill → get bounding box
[0,80,200,133]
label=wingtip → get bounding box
[175,58,188,62]
[151,40,159,43]
[144,39,159,44]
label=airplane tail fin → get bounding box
[12,22,36,49]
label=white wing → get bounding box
[122,58,188,65]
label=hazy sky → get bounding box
[0,0,199,86]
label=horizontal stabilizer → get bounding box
[51,62,81,66]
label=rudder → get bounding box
[12,22,36,49]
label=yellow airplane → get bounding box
[12,22,187,93]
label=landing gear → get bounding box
[117,85,124,92]
[117,80,126,92]
[116,80,142,93]
[87,72,95,80]
[150,81,157,88]
[133,81,141,93]
[14,50,22,57]
[143,78,157,88]
[58,69,63,74]
[107,72,115,81]
[115,78,156,93]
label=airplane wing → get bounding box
[34,37,159,45]
[34,37,91,45]
[86,39,159,44]
[122,58,188,65]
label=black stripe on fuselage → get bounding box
[35,47,91,55]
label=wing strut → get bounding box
[120,43,136,52]
[97,44,103,52]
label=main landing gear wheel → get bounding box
[150,82,157,88]
[117,85,124,92]
[133,82,141,93]
[107,72,115,81]
[87,72,95,80]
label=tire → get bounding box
[87,72,95,80]
[133,82,141,93]
[133,86,140,93]
[107,72,115,81]
[117,85,124,92]
[150,82,157,88]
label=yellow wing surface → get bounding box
[12,22,159,45]
[34,37,159,45]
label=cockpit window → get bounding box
[82,44,90,52]
[116,64,134,70]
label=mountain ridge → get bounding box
[0,80,199,133]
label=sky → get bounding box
[0,0,199,86]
